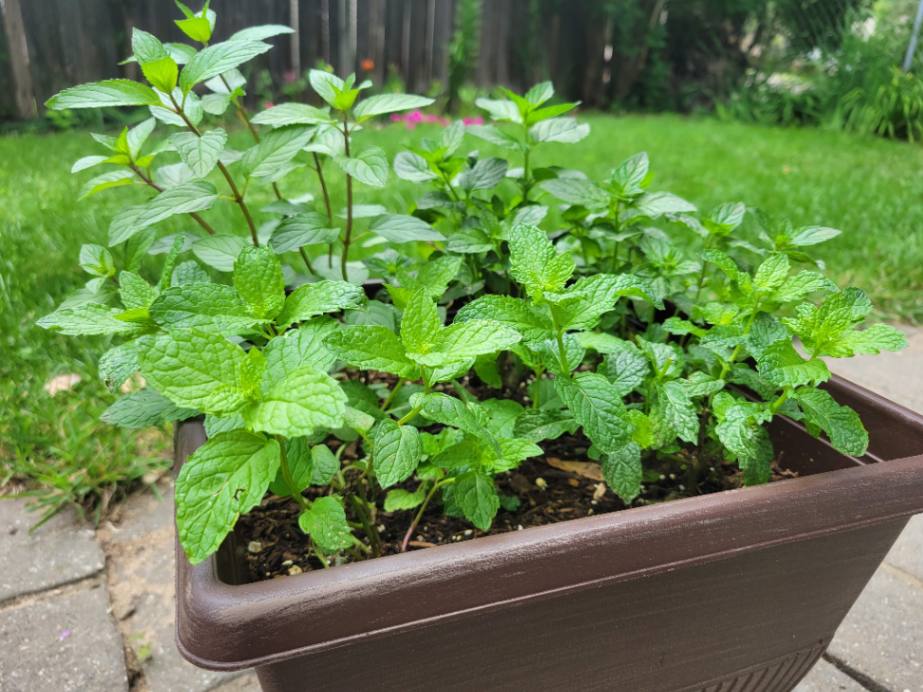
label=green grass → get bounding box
[1,113,921,519]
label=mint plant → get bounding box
[39,6,906,569]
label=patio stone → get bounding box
[885,514,923,584]
[795,658,866,692]
[827,565,923,690]
[0,581,127,692]
[0,498,104,602]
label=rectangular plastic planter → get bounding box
[175,376,923,691]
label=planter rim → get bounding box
[174,375,923,671]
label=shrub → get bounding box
[40,5,905,567]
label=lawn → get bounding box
[1,113,921,518]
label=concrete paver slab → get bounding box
[795,658,867,692]
[0,499,104,602]
[885,515,923,584]
[0,582,127,692]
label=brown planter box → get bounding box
[174,376,923,691]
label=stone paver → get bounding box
[0,499,104,602]
[885,514,923,584]
[0,582,127,692]
[99,482,249,692]
[827,566,923,691]
[795,658,867,692]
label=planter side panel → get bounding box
[253,518,905,692]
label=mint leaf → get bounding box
[529,117,589,143]
[416,393,490,439]
[251,102,330,127]
[715,402,773,483]
[456,295,553,342]
[599,340,650,396]
[753,253,790,293]
[270,213,339,253]
[508,224,575,300]
[46,79,160,110]
[140,329,247,413]
[540,177,609,208]
[384,487,427,512]
[756,340,830,388]
[149,283,264,335]
[101,388,193,429]
[794,387,869,456]
[133,181,218,231]
[241,125,314,178]
[276,280,364,328]
[242,366,347,437]
[651,381,698,444]
[118,271,158,309]
[37,304,140,336]
[369,214,445,242]
[547,273,659,331]
[354,93,435,119]
[298,496,353,552]
[176,431,279,564]
[555,372,630,454]
[99,342,141,391]
[451,471,499,531]
[373,418,423,487]
[335,146,389,187]
[400,290,442,354]
[270,439,339,495]
[789,226,841,246]
[263,319,338,374]
[411,320,521,367]
[179,40,272,92]
[171,128,227,178]
[326,326,418,377]
[393,151,437,182]
[233,246,285,319]
[80,244,116,277]
[602,442,642,503]
[839,324,907,355]
[193,235,247,272]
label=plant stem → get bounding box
[276,436,308,510]
[350,494,381,557]
[340,117,353,281]
[380,378,405,411]
[169,93,260,246]
[548,307,571,376]
[130,164,217,235]
[400,481,442,552]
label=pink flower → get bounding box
[263,101,274,110]
[462,116,484,126]
[283,70,297,84]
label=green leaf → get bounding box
[242,365,346,437]
[118,270,158,309]
[175,11,213,43]
[466,124,524,150]
[298,496,353,552]
[384,487,427,512]
[334,146,389,187]
[37,304,140,336]
[79,170,136,200]
[416,393,490,439]
[412,320,522,367]
[514,409,578,443]
[547,273,659,331]
[400,289,442,354]
[228,24,295,42]
[270,439,339,495]
[635,192,696,216]
[71,155,108,174]
[251,102,330,127]
[373,418,423,487]
[455,295,553,342]
[599,340,649,396]
[508,224,575,300]
[99,342,141,391]
[715,404,773,479]
[370,214,445,242]
[193,235,247,272]
[609,152,649,195]
[524,81,554,106]
[171,128,227,178]
[140,329,248,413]
[176,431,279,564]
[651,381,699,444]
[233,246,285,319]
[127,117,157,159]
[756,340,830,388]
[308,70,345,107]
[529,117,589,143]
[270,213,339,253]
[134,180,217,232]
[101,388,193,429]
[354,93,435,119]
[241,125,314,178]
[839,324,907,355]
[773,271,836,304]
[555,372,630,454]
[263,318,339,374]
[475,97,521,123]
[789,226,841,247]
[276,280,364,328]
[149,283,263,335]
[132,29,178,92]
[79,244,116,277]
[46,79,160,110]
[326,326,417,378]
[794,388,868,456]
[458,157,508,191]
[451,471,500,531]
[602,443,642,503]
[179,40,272,92]
[753,253,790,293]
[539,177,609,208]
[393,151,436,182]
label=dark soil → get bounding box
[234,434,797,583]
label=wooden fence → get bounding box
[0,0,617,120]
